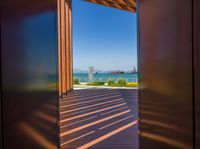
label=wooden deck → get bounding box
[60,89,138,149]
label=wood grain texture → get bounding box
[58,0,62,96]
[194,0,200,147]
[58,0,72,95]
[65,1,70,92]
[1,0,59,147]
[60,89,138,149]
[69,5,73,91]
[61,0,67,94]
[139,0,193,148]
[85,0,136,13]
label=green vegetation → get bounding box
[117,78,127,87]
[87,81,105,86]
[107,78,127,87]
[84,78,138,88]
[73,78,80,85]
[107,80,116,86]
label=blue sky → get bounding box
[73,0,137,71]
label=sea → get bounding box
[74,73,138,82]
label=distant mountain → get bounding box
[73,68,137,74]
[73,69,87,73]
[73,69,103,73]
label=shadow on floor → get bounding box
[60,88,138,149]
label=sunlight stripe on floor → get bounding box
[61,116,97,128]
[100,106,129,116]
[77,120,138,149]
[60,92,120,103]
[61,106,98,117]
[99,115,133,130]
[60,110,131,137]
[60,103,126,123]
[61,90,116,99]
[61,131,95,146]
[60,94,121,108]
[60,98,124,114]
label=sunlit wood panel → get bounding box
[58,0,62,96]
[65,0,70,92]
[61,0,67,94]
[58,0,73,95]
[69,5,73,91]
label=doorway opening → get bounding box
[58,0,138,148]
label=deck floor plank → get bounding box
[60,89,138,149]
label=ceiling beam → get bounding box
[85,0,136,13]
[105,0,136,7]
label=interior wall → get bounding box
[138,0,193,148]
[194,0,200,148]
[1,0,59,148]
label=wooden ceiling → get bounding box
[85,0,136,13]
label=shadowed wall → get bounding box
[138,0,194,148]
[0,81,2,148]
[194,0,200,148]
[1,0,59,148]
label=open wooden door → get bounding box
[1,0,59,148]
[138,0,199,148]
[194,0,200,148]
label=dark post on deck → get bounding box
[1,0,59,148]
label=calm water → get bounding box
[74,73,138,82]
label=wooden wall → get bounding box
[58,0,73,97]
[194,0,200,148]
[0,79,2,149]
[1,0,59,148]
[138,0,194,148]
